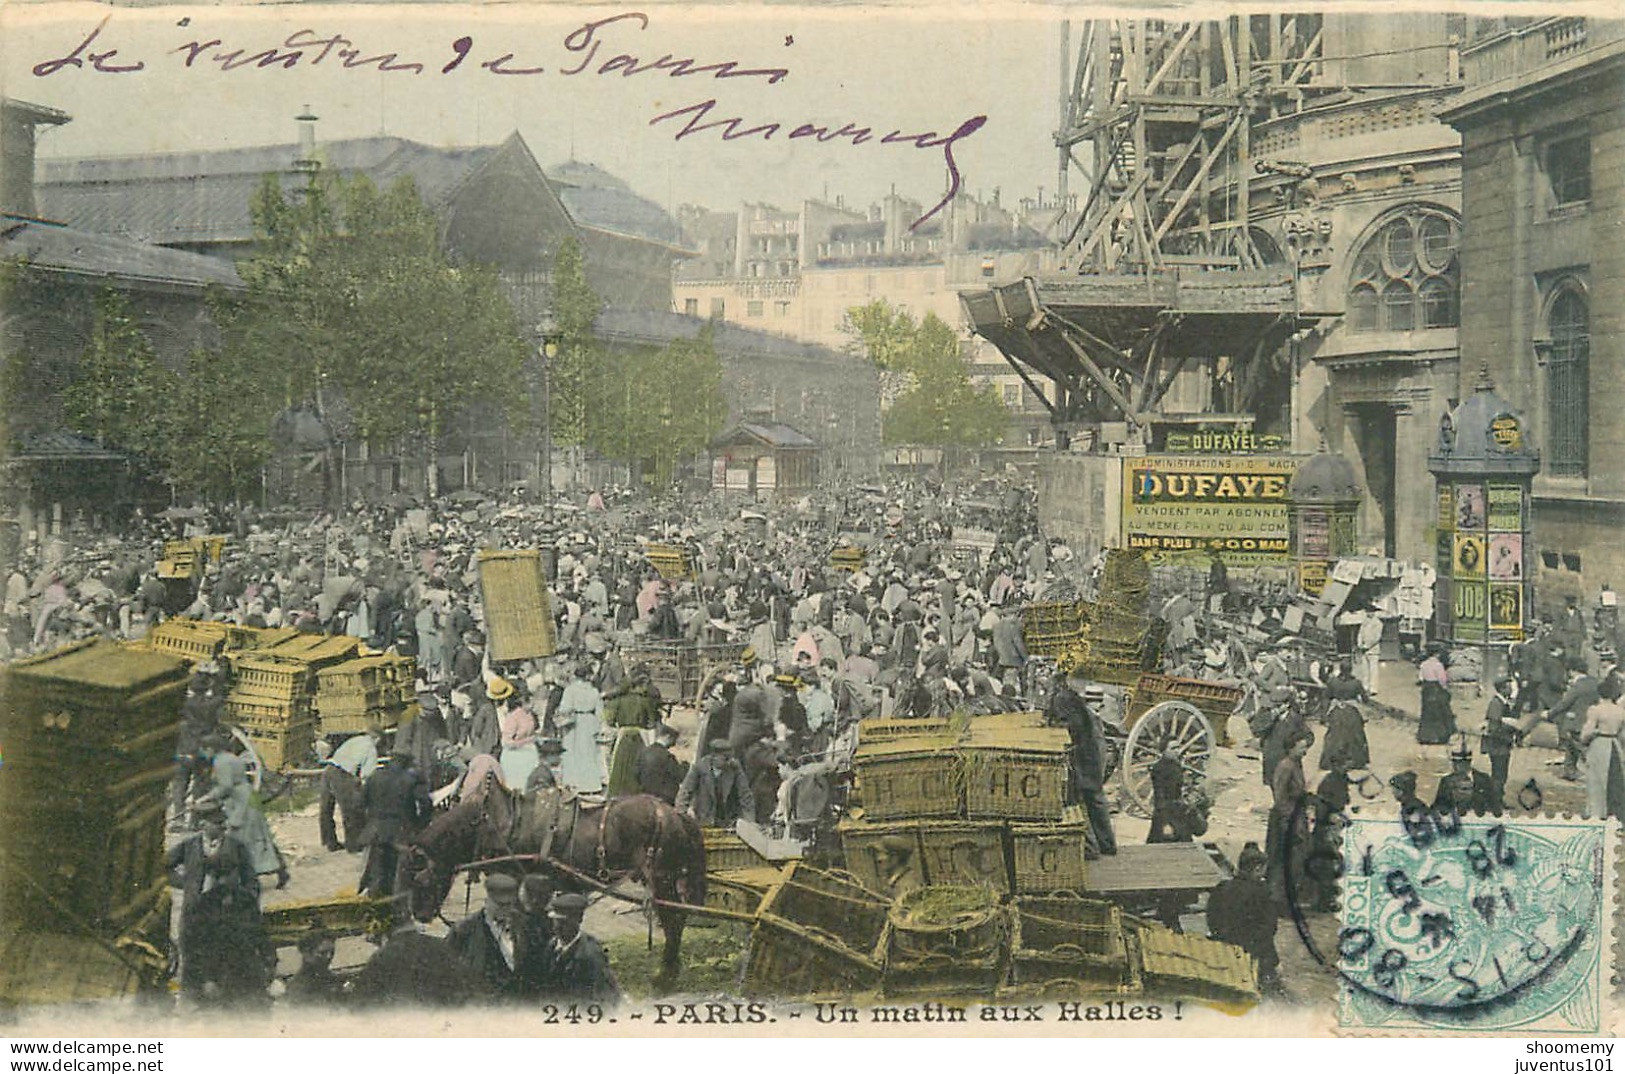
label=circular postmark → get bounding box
[1281,789,1607,1029]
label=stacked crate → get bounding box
[843,713,1082,898]
[1020,600,1090,658]
[228,633,362,768]
[228,653,316,769]
[0,640,188,1000]
[313,654,414,736]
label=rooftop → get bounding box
[37,134,684,251]
[2,214,242,290]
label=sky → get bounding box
[1,3,1069,218]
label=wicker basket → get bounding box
[761,863,891,955]
[882,916,1011,1000]
[852,737,964,820]
[318,705,403,737]
[836,816,927,899]
[885,885,1006,963]
[227,696,313,727]
[703,828,768,872]
[742,913,883,999]
[645,544,695,581]
[146,618,232,661]
[477,550,557,662]
[856,716,951,745]
[1010,897,1136,991]
[264,633,362,669]
[231,654,315,699]
[703,867,784,921]
[829,547,866,573]
[0,641,187,941]
[916,821,1010,894]
[1009,822,1090,894]
[960,746,1068,821]
[1133,921,1259,1005]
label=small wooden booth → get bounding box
[710,421,819,500]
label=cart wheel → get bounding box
[1121,701,1213,819]
[228,725,266,793]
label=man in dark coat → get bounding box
[1433,746,1500,816]
[360,752,433,896]
[351,896,478,1007]
[676,740,755,826]
[1147,745,1186,844]
[636,723,687,804]
[165,801,269,1004]
[1547,667,1600,782]
[1207,844,1281,994]
[647,590,682,640]
[1046,672,1116,856]
[447,873,524,1000]
[451,629,485,688]
[285,931,346,1004]
[1482,677,1519,807]
[536,894,622,1004]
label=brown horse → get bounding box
[402,782,706,988]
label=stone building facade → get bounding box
[1443,17,1625,612]
[1242,14,1471,563]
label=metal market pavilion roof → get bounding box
[38,135,686,252]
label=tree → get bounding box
[549,235,599,451]
[61,288,179,467]
[584,325,728,488]
[842,300,1007,448]
[236,171,529,496]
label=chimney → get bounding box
[294,107,319,173]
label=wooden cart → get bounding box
[623,638,748,706]
[1100,673,1246,818]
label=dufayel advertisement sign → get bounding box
[1121,454,1299,564]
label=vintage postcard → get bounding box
[0,0,1621,1041]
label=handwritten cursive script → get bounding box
[31,16,145,77]
[30,11,984,228]
[651,100,987,230]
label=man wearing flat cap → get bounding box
[536,893,621,1004]
[448,873,525,1000]
[676,740,754,826]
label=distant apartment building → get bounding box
[674,189,1068,445]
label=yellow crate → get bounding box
[960,747,1068,822]
[836,815,927,900]
[1009,823,1090,894]
[916,821,1010,895]
[852,738,963,821]
[1010,897,1135,991]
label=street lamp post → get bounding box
[535,312,563,504]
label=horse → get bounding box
[402,780,706,989]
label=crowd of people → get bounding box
[9,473,1623,1006]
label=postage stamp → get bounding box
[1332,813,1614,1035]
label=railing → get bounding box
[1545,17,1587,59]
[1463,16,1618,86]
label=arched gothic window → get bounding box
[1346,208,1460,332]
